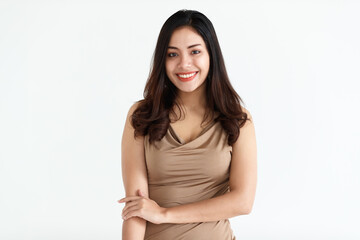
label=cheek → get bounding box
[165,61,174,75]
[196,53,210,68]
[199,57,210,74]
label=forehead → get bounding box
[168,26,205,47]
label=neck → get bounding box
[176,82,207,111]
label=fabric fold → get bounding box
[144,121,235,240]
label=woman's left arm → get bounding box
[119,109,257,224]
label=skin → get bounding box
[165,26,212,141]
[119,26,257,239]
[165,26,210,97]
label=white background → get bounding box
[1,0,359,239]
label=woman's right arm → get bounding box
[121,103,149,239]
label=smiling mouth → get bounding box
[176,71,198,82]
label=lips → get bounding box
[176,71,198,82]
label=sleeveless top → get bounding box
[144,120,236,240]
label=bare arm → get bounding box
[121,103,149,239]
[120,108,257,224]
[162,108,257,223]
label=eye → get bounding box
[192,50,200,54]
[168,52,178,57]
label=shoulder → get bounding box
[125,101,142,125]
[127,101,141,116]
[240,106,254,126]
[240,106,250,116]
[123,101,143,139]
[230,106,256,147]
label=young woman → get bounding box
[118,9,257,240]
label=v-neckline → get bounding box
[168,121,218,145]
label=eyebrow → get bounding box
[168,44,202,49]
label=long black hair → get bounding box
[131,9,249,145]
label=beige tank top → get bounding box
[144,120,236,240]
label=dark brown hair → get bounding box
[131,9,249,145]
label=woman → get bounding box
[118,9,257,240]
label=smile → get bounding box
[176,71,198,82]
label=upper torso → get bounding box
[143,119,235,240]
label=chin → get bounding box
[178,87,197,93]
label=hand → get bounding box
[118,189,167,224]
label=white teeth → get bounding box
[178,72,196,78]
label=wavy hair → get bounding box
[131,9,249,145]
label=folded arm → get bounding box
[120,109,257,224]
[121,103,149,239]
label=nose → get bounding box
[178,53,192,69]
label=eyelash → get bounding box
[168,53,178,57]
[168,50,201,57]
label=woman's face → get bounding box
[165,26,210,94]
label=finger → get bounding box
[122,198,146,216]
[118,196,142,203]
[118,196,139,202]
[123,205,142,220]
[121,200,138,214]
